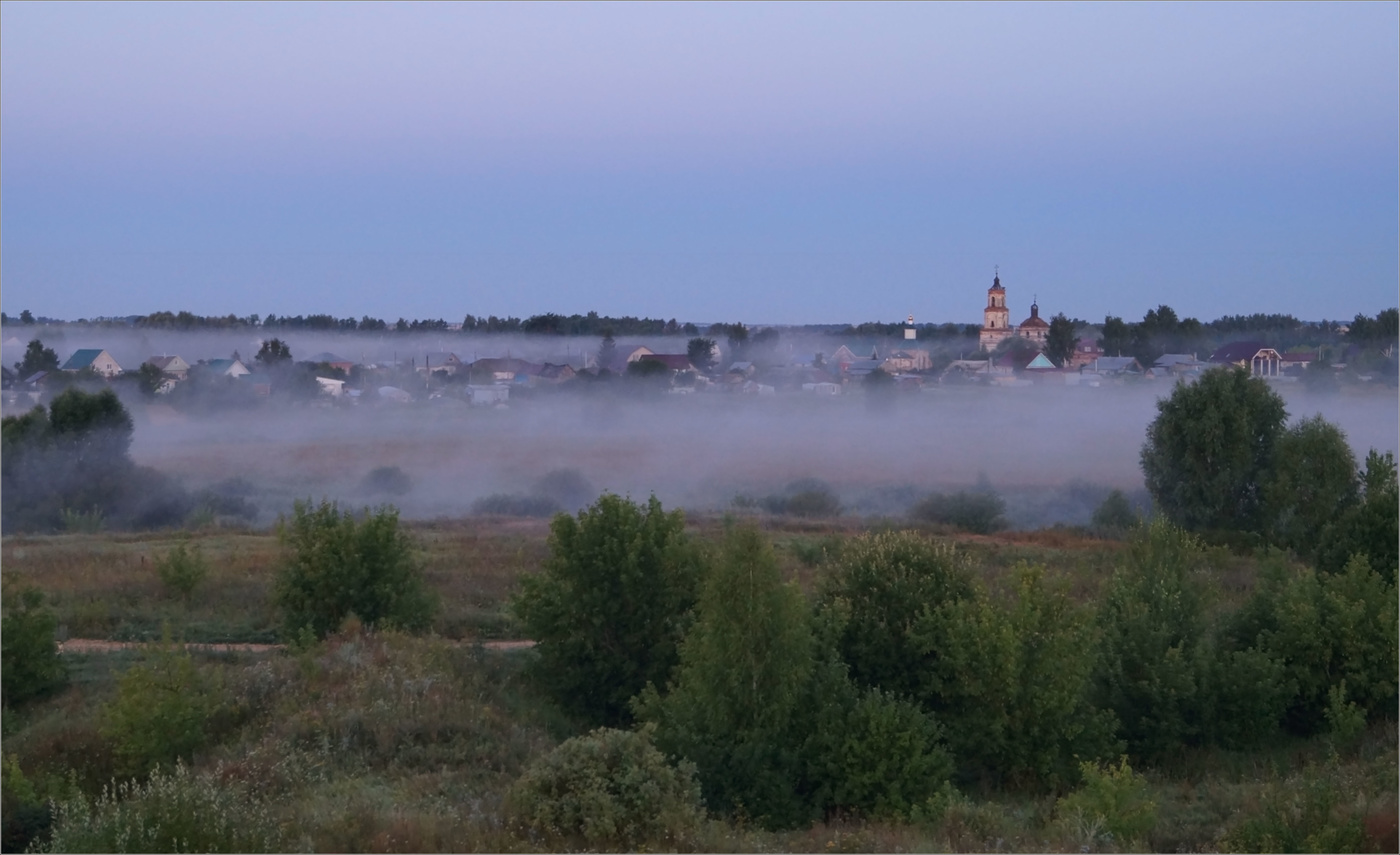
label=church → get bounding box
[978,270,1049,352]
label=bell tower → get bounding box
[979,268,1012,352]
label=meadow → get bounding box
[3,512,1396,853]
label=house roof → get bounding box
[1094,356,1143,373]
[1279,352,1316,363]
[1154,353,1203,368]
[145,355,189,372]
[1209,341,1276,364]
[1024,353,1057,370]
[1075,337,1103,352]
[471,357,543,375]
[61,349,107,370]
[305,351,353,365]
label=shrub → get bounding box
[471,492,563,517]
[274,499,437,639]
[910,489,1007,534]
[1237,554,1398,734]
[39,761,285,853]
[155,541,208,599]
[358,465,412,497]
[1055,757,1158,851]
[1264,415,1360,557]
[1315,449,1398,584]
[1221,763,1368,853]
[1092,519,1211,759]
[636,524,815,829]
[820,531,975,700]
[531,468,597,510]
[761,479,842,518]
[512,493,699,727]
[507,727,704,851]
[1,588,67,708]
[1091,489,1137,533]
[101,641,221,778]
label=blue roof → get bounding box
[61,349,103,370]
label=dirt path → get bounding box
[59,638,535,654]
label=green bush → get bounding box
[1221,763,1368,853]
[1092,489,1137,533]
[101,641,221,778]
[155,541,208,599]
[820,531,975,700]
[1,588,67,708]
[506,727,704,851]
[1055,757,1158,851]
[1315,449,1398,584]
[1236,554,1398,734]
[471,492,563,517]
[1141,366,1288,536]
[512,493,699,728]
[801,682,954,820]
[274,499,437,639]
[1093,519,1211,759]
[358,465,412,497]
[1264,415,1360,558]
[39,761,286,853]
[910,490,1007,534]
[636,524,814,829]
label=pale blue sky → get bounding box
[3,2,1396,325]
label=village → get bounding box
[1,274,1391,413]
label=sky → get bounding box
[2,2,1397,326]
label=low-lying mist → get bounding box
[123,381,1398,531]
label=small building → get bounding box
[61,349,123,378]
[881,349,933,373]
[1209,341,1282,378]
[205,357,252,378]
[802,381,842,395]
[536,363,577,384]
[305,352,356,374]
[316,377,347,397]
[1153,354,1206,377]
[1069,337,1105,369]
[144,355,191,380]
[1088,356,1144,376]
[241,372,272,397]
[638,353,695,373]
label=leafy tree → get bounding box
[1092,520,1211,759]
[512,494,698,728]
[1231,555,1398,734]
[19,310,34,324]
[1098,315,1131,357]
[636,524,815,828]
[1,589,67,708]
[1092,489,1137,533]
[820,531,975,700]
[1314,450,1398,584]
[686,337,717,373]
[254,338,291,367]
[14,340,59,377]
[1044,313,1078,367]
[1263,415,1359,558]
[910,489,1007,534]
[1141,367,1287,536]
[274,500,437,639]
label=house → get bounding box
[1209,341,1282,378]
[536,363,577,384]
[305,352,357,374]
[940,359,994,383]
[802,381,842,395]
[316,377,346,397]
[1088,356,1144,376]
[638,354,695,373]
[377,385,412,403]
[623,346,655,364]
[61,349,123,378]
[1069,337,1105,369]
[881,349,932,372]
[205,358,252,378]
[1153,354,1205,376]
[144,355,191,380]
[1279,352,1318,374]
[469,357,543,384]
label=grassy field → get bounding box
[3,514,1396,852]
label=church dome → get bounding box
[1019,301,1049,330]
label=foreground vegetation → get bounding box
[3,511,1396,853]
